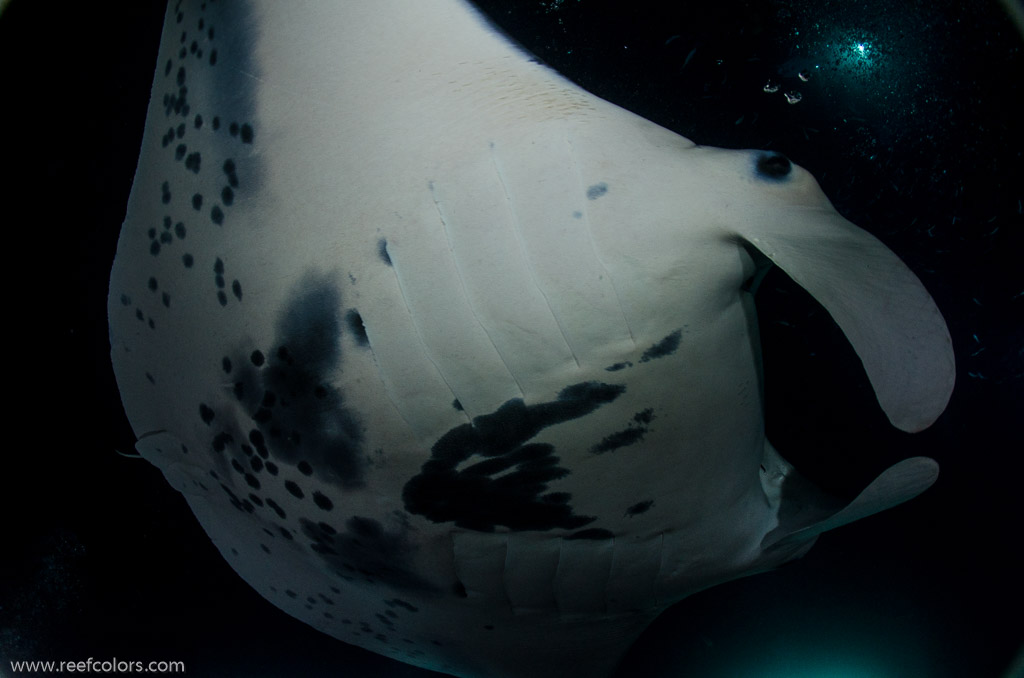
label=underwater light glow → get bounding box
[730,654,899,678]
[703,616,932,678]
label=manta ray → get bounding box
[108,2,955,676]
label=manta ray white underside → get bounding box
[108,2,955,676]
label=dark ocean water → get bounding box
[2,1,1020,676]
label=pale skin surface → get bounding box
[109,2,953,676]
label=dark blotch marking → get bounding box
[591,408,653,454]
[605,361,632,372]
[211,205,224,225]
[590,427,646,454]
[625,500,654,517]
[199,403,215,425]
[319,522,337,536]
[298,517,434,592]
[232,280,242,301]
[182,253,194,268]
[285,480,304,499]
[249,430,268,456]
[231,278,367,486]
[313,491,334,511]
[639,329,682,363]
[223,158,239,188]
[402,381,624,531]
[240,123,254,143]
[266,497,286,519]
[221,186,234,205]
[633,408,654,425]
[185,152,201,173]
[377,238,392,266]
[222,356,232,373]
[586,182,608,200]
[191,193,203,210]
[298,460,313,475]
[755,152,792,180]
[452,399,463,412]
[345,310,369,347]
[250,350,264,366]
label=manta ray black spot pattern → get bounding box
[299,517,435,592]
[639,329,682,363]
[377,238,392,266]
[755,151,793,180]
[586,182,608,200]
[345,309,370,347]
[590,408,654,454]
[217,278,367,488]
[625,500,654,517]
[144,0,257,312]
[402,381,625,532]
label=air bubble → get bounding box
[784,91,803,104]
[763,80,780,93]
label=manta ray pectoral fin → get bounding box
[738,208,956,433]
[135,430,208,496]
[762,455,940,553]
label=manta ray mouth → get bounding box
[754,266,911,501]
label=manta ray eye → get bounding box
[755,152,793,179]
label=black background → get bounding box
[1,1,1021,676]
